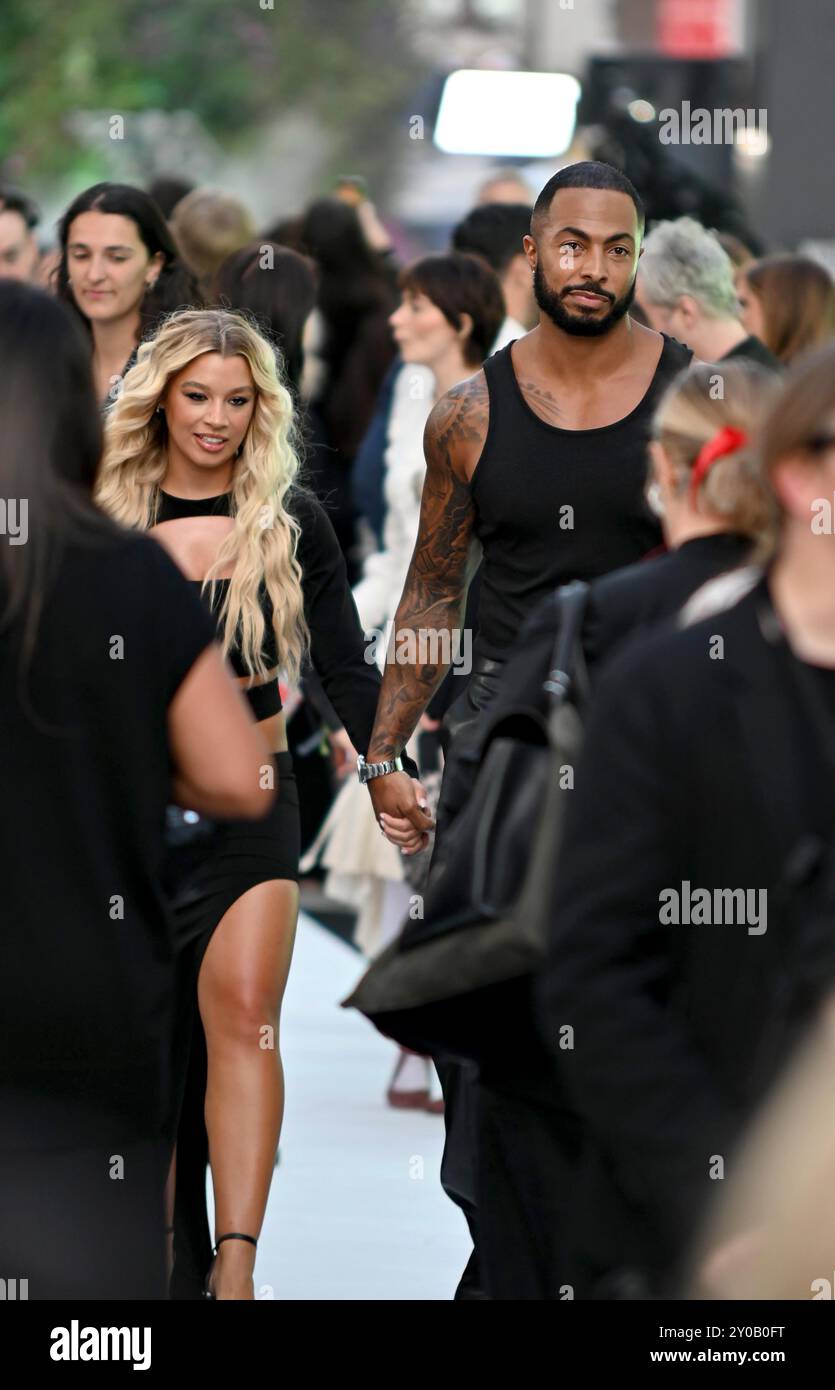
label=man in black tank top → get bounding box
[363,163,690,844]
[359,163,691,1297]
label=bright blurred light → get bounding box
[434,70,581,157]
[628,99,657,123]
[734,125,770,158]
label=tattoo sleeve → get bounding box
[366,374,488,761]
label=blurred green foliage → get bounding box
[0,0,420,188]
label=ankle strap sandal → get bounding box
[203,1232,258,1300]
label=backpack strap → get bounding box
[544,580,590,713]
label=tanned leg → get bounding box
[197,879,299,1300]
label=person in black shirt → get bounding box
[360,160,691,1298]
[537,340,835,1297]
[98,307,419,1299]
[637,216,780,371]
[0,282,274,1298]
[473,358,780,765]
[365,161,691,848]
[461,357,780,1298]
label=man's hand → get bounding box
[367,771,434,855]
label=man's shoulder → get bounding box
[423,369,490,475]
[656,328,693,375]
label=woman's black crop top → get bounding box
[155,485,387,752]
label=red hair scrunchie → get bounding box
[689,425,749,506]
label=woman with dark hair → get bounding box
[0,281,273,1299]
[212,241,317,395]
[299,196,398,568]
[55,182,202,405]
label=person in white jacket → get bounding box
[303,251,506,1108]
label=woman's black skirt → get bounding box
[164,750,300,969]
[163,751,300,1297]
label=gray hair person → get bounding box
[637,216,778,368]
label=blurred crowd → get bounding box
[3,158,835,1302]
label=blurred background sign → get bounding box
[433,69,581,157]
[656,0,744,59]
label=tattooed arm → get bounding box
[364,372,489,846]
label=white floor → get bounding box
[208,914,470,1300]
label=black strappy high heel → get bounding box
[203,1232,258,1300]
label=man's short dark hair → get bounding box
[532,161,645,237]
[452,202,532,276]
[0,187,40,229]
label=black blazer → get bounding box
[536,575,835,1288]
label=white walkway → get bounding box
[207,914,470,1300]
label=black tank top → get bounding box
[471,334,692,659]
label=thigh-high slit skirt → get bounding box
[164,751,300,1298]
[168,750,300,970]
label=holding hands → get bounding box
[367,771,434,855]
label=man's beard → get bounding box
[533,262,637,337]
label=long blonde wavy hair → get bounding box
[97,307,309,684]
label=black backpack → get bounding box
[342,582,590,1065]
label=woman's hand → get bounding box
[367,771,434,855]
[328,727,358,780]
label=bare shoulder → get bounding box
[424,369,489,483]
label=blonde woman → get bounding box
[99,307,408,1299]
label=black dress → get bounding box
[0,523,218,1299]
[152,484,390,1297]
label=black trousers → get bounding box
[477,1058,584,1299]
[431,655,506,1299]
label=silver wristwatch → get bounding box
[357,753,404,784]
